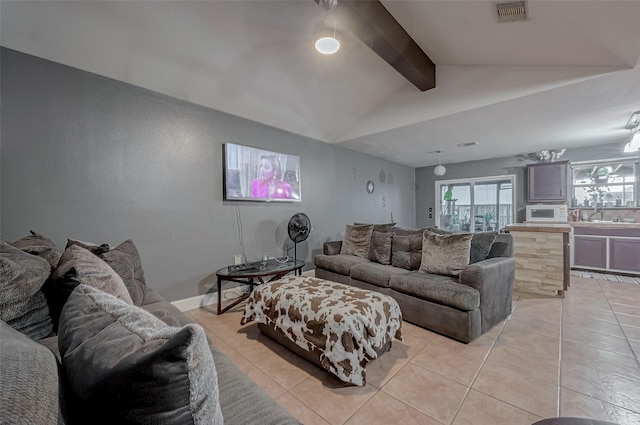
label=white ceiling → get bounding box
[2,0,640,167]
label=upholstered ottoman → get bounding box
[241,275,403,386]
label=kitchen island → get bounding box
[505,223,572,297]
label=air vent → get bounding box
[495,1,529,22]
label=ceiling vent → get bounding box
[494,1,529,23]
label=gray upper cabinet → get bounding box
[527,161,568,202]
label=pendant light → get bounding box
[434,150,446,176]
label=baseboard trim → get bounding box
[171,270,315,312]
[171,288,241,312]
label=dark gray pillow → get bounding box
[58,285,223,425]
[11,231,62,270]
[65,238,110,255]
[0,320,63,425]
[391,233,422,270]
[354,222,396,233]
[48,245,132,331]
[0,244,51,324]
[99,239,147,306]
[369,231,394,265]
[470,231,498,264]
[419,231,473,277]
[340,224,374,258]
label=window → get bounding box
[571,159,638,208]
[435,175,515,233]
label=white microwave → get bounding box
[526,204,568,222]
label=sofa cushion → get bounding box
[58,285,224,425]
[340,224,374,258]
[48,244,133,330]
[391,233,422,270]
[0,243,52,339]
[314,253,370,276]
[350,262,408,288]
[419,232,472,277]
[369,231,394,265]
[487,233,513,258]
[11,230,62,270]
[99,239,147,305]
[0,320,64,425]
[389,272,480,311]
[354,222,396,233]
[470,231,498,264]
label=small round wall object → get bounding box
[366,180,375,194]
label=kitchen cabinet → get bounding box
[573,236,607,269]
[527,161,568,202]
[609,238,640,273]
[572,225,640,274]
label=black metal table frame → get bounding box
[215,260,304,315]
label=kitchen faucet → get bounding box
[589,203,604,221]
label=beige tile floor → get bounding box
[186,275,640,425]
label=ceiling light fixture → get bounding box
[315,27,340,55]
[623,111,640,153]
[434,150,446,176]
[315,0,340,55]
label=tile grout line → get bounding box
[448,302,512,425]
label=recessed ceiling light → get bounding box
[457,142,479,147]
[315,36,340,54]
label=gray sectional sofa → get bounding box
[314,226,516,343]
[1,232,299,425]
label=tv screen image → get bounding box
[223,143,301,202]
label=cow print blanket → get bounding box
[241,275,403,386]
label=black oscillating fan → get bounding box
[287,213,311,274]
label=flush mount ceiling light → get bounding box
[315,30,340,55]
[434,150,446,176]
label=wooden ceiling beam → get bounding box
[315,0,436,91]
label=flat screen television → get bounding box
[223,143,301,202]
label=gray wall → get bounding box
[416,144,634,229]
[0,48,416,301]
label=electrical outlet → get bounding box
[234,255,243,265]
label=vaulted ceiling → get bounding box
[2,1,640,167]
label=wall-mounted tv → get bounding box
[223,143,301,202]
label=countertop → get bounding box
[506,221,640,232]
[505,223,571,233]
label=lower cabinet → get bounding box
[573,236,607,269]
[609,238,640,273]
[573,226,640,274]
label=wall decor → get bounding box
[366,180,375,194]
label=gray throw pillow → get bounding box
[391,233,422,270]
[0,244,51,323]
[419,231,473,277]
[58,285,224,425]
[369,231,394,265]
[99,239,147,306]
[340,224,374,258]
[65,238,110,255]
[470,231,498,264]
[11,231,62,270]
[48,244,132,330]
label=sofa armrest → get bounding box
[459,257,516,332]
[323,241,343,255]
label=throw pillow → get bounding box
[391,233,423,270]
[99,239,147,306]
[340,224,374,258]
[354,222,396,233]
[11,230,62,270]
[0,244,51,324]
[58,285,224,425]
[419,231,473,277]
[369,231,394,265]
[470,231,498,264]
[48,244,132,330]
[65,238,110,255]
